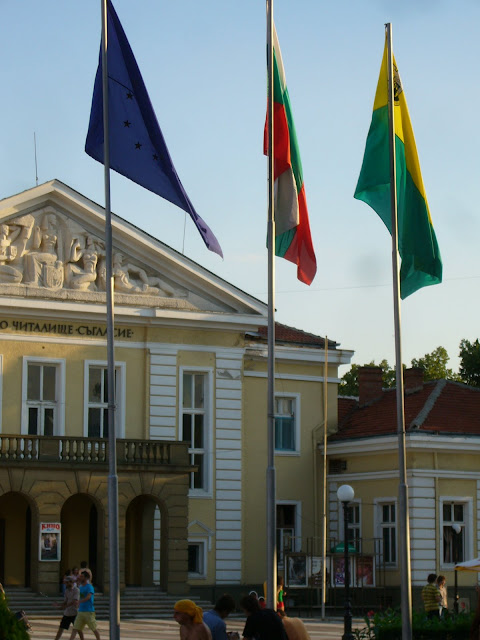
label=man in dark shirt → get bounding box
[240,595,288,640]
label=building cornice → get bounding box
[0,296,267,333]
[244,371,341,384]
[323,433,480,455]
[245,344,353,366]
[328,468,480,482]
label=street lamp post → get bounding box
[452,523,462,614]
[337,484,355,640]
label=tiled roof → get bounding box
[332,380,480,441]
[249,323,336,349]
[337,397,358,423]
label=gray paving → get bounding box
[27,616,366,639]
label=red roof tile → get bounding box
[332,380,480,440]
[250,322,335,349]
[337,397,358,423]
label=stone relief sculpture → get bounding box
[65,236,100,291]
[0,208,185,302]
[111,252,175,297]
[23,213,64,289]
[0,215,34,283]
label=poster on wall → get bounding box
[331,556,354,587]
[356,555,375,587]
[308,556,325,586]
[286,553,308,587]
[39,523,61,562]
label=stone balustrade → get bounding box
[0,434,189,467]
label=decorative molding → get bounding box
[245,371,341,384]
[215,350,242,584]
[327,469,480,482]
[325,434,480,455]
[150,352,177,440]
[245,344,353,365]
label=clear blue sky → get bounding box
[2,1,479,375]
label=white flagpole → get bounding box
[101,2,121,638]
[321,337,328,619]
[385,22,412,640]
[266,0,277,611]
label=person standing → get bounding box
[203,595,236,640]
[71,567,80,586]
[54,576,81,640]
[276,576,286,613]
[79,561,93,584]
[173,599,212,640]
[69,571,101,640]
[61,569,72,596]
[437,575,448,616]
[422,573,442,618]
[240,594,288,640]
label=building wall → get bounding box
[242,358,337,586]
[327,442,480,603]
[0,182,353,596]
[0,309,342,594]
[0,326,146,438]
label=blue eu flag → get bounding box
[86,0,223,257]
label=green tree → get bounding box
[411,346,459,382]
[0,596,30,640]
[459,338,480,387]
[378,358,397,388]
[338,363,360,396]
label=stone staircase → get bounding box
[4,587,214,619]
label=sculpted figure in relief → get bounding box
[65,236,99,291]
[0,215,34,283]
[0,209,185,301]
[23,213,64,289]
[108,252,175,297]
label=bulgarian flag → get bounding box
[354,38,442,299]
[264,24,316,286]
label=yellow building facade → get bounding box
[328,367,480,610]
[0,181,352,597]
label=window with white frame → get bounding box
[377,501,397,565]
[441,500,468,565]
[27,363,56,435]
[339,500,361,551]
[181,371,210,492]
[84,362,125,438]
[347,503,361,551]
[275,395,299,453]
[22,358,65,436]
[276,502,301,569]
[187,540,206,578]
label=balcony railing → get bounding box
[0,434,189,468]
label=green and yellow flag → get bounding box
[354,40,442,299]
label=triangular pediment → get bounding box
[0,180,266,323]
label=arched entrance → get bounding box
[61,494,103,590]
[0,492,33,587]
[125,496,166,589]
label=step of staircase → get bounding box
[4,587,214,619]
